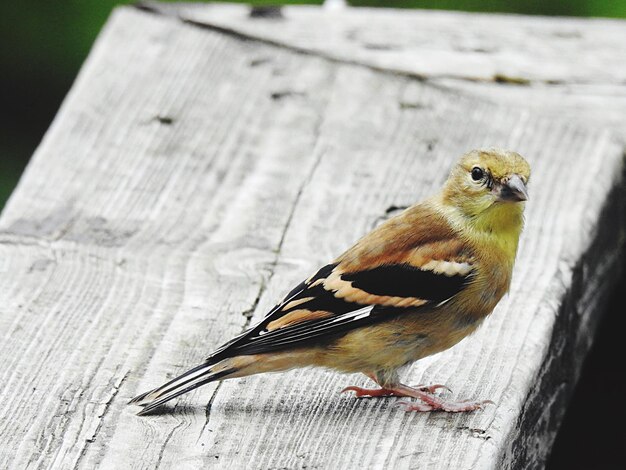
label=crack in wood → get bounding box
[155,421,184,469]
[132,2,605,87]
[195,281,267,442]
[73,369,130,469]
[196,380,224,444]
[240,280,265,322]
[195,99,328,444]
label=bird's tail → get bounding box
[129,358,243,416]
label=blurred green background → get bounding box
[1,0,625,210]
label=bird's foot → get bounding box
[341,383,450,398]
[390,383,492,412]
[396,396,494,413]
[343,381,492,412]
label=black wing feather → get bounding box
[342,263,467,303]
[206,264,338,362]
[208,262,471,361]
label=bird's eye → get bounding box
[471,167,484,181]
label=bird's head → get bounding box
[442,149,530,227]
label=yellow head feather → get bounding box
[439,148,531,260]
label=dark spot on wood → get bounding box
[399,101,428,110]
[270,90,306,100]
[345,29,358,41]
[452,45,497,54]
[64,216,137,247]
[552,30,582,39]
[249,6,284,19]
[5,204,75,239]
[493,74,531,86]
[156,115,174,125]
[471,47,494,53]
[249,57,271,67]
[362,43,397,51]
[28,258,55,273]
[399,451,426,459]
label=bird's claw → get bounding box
[395,398,494,413]
[341,386,395,398]
[414,383,452,395]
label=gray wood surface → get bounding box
[1,3,624,469]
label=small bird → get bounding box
[130,148,530,415]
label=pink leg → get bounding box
[341,374,492,413]
[392,384,494,412]
[341,372,449,398]
[341,383,449,398]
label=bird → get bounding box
[130,148,530,415]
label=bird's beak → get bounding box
[498,174,528,202]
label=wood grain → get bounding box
[153,2,626,85]
[0,4,624,469]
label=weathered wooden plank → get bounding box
[152,2,626,85]
[0,8,337,468]
[0,4,624,470]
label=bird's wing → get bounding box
[208,205,475,361]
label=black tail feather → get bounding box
[129,362,237,415]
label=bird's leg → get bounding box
[393,384,494,412]
[342,373,492,412]
[341,372,450,398]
